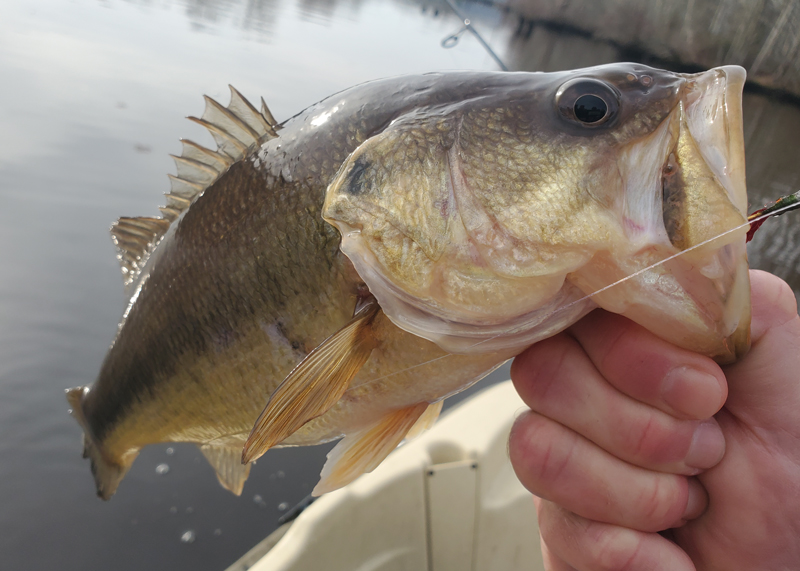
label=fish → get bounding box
[66,63,751,500]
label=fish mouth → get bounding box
[615,65,751,362]
[680,66,748,216]
[676,66,750,362]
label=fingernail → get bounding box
[685,419,725,470]
[682,478,707,520]
[662,367,723,419]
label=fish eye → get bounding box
[555,78,619,127]
[574,94,607,123]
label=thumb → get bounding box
[723,270,800,418]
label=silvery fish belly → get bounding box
[67,63,750,500]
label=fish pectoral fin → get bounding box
[242,296,381,464]
[312,402,429,496]
[199,444,251,496]
[404,400,444,441]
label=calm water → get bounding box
[1,1,798,570]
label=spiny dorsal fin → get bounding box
[111,217,171,288]
[228,86,277,137]
[187,116,250,160]
[113,88,279,289]
[241,296,381,464]
[260,96,280,131]
[312,402,429,496]
[199,444,251,496]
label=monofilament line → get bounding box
[355,192,800,387]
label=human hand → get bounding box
[508,270,800,570]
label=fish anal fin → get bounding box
[312,402,429,496]
[242,296,381,464]
[405,400,443,441]
[66,386,138,500]
[199,444,252,496]
[110,217,171,289]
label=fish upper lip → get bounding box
[679,66,748,214]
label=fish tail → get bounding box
[66,386,135,500]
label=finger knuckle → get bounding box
[636,476,685,530]
[588,525,644,571]
[624,415,684,466]
[511,336,573,405]
[508,414,578,494]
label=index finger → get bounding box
[568,310,727,420]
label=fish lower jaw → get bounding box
[353,257,596,354]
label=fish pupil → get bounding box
[574,95,608,123]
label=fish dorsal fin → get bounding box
[113,87,279,288]
[111,217,172,289]
[199,443,251,496]
[242,296,381,464]
[312,402,429,495]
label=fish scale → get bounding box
[67,65,751,499]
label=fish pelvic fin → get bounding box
[199,443,252,496]
[113,86,279,293]
[66,386,138,500]
[242,296,381,464]
[312,402,429,496]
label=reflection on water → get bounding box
[0,1,798,570]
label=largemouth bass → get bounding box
[67,63,750,500]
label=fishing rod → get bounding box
[441,0,509,71]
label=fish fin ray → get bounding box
[405,400,443,440]
[158,205,182,221]
[312,402,428,495]
[179,139,234,170]
[199,444,251,496]
[187,116,248,159]
[260,97,281,130]
[227,85,277,138]
[201,95,260,146]
[66,386,138,500]
[242,297,381,463]
[170,154,219,186]
[110,217,171,290]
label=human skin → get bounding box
[508,270,800,570]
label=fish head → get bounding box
[323,64,750,363]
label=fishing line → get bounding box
[353,192,800,388]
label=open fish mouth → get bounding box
[675,65,750,361]
[599,65,751,363]
[621,66,747,252]
[681,66,748,219]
